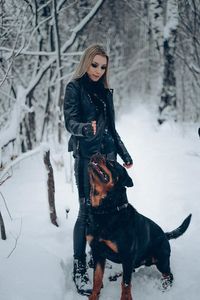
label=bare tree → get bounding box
[0,0,105,168]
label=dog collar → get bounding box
[116,203,128,211]
[91,202,129,215]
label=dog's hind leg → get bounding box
[89,241,106,300]
[154,238,174,290]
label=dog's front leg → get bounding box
[88,240,106,300]
[121,259,133,300]
[89,258,105,300]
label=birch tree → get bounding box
[158,0,178,123]
[176,0,200,121]
[149,0,178,123]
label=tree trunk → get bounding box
[43,149,58,227]
[158,0,178,123]
[158,34,177,123]
[149,0,164,57]
[52,0,64,144]
[0,210,6,240]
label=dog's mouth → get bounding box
[88,161,110,183]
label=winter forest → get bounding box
[1,1,200,300]
[1,0,200,168]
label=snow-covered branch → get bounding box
[0,47,83,57]
[0,144,42,182]
[25,0,105,95]
[0,86,25,149]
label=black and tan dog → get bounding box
[86,153,192,300]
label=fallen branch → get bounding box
[7,218,22,258]
[0,191,13,221]
[0,174,12,186]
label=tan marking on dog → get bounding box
[89,262,105,300]
[121,282,132,300]
[99,239,118,253]
[89,162,114,207]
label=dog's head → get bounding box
[88,153,133,207]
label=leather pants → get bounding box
[73,157,90,260]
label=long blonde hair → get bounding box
[72,44,109,88]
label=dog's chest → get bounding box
[89,210,130,241]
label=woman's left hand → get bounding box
[123,162,133,169]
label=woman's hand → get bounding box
[91,120,96,135]
[123,156,133,169]
[123,162,133,169]
[82,121,96,136]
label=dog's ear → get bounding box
[115,161,133,187]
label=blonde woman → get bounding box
[63,44,133,295]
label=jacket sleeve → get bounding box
[63,81,86,137]
[108,92,133,164]
[114,130,133,164]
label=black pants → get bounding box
[73,153,116,261]
[73,157,90,260]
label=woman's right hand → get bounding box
[91,120,96,135]
[82,121,96,137]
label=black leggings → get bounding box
[73,157,90,260]
[73,153,116,261]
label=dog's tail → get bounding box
[165,214,192,240]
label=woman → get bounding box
[63,44,133,295]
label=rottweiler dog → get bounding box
[87,153,192,300]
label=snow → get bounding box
[1,104,200,300]
[0,85,26,149]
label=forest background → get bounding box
[0,2,200,299]
[0,0,200,170]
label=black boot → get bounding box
[73,259,92,296]
[161,273,174,291]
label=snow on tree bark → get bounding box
[0,86,27,166]
[149,0,178,123]
[149,0,164,57]
[158,0,178,123]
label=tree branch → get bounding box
[25,0,105,96]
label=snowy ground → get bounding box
[0,105,200,300]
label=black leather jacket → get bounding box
[63,77,132,164]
